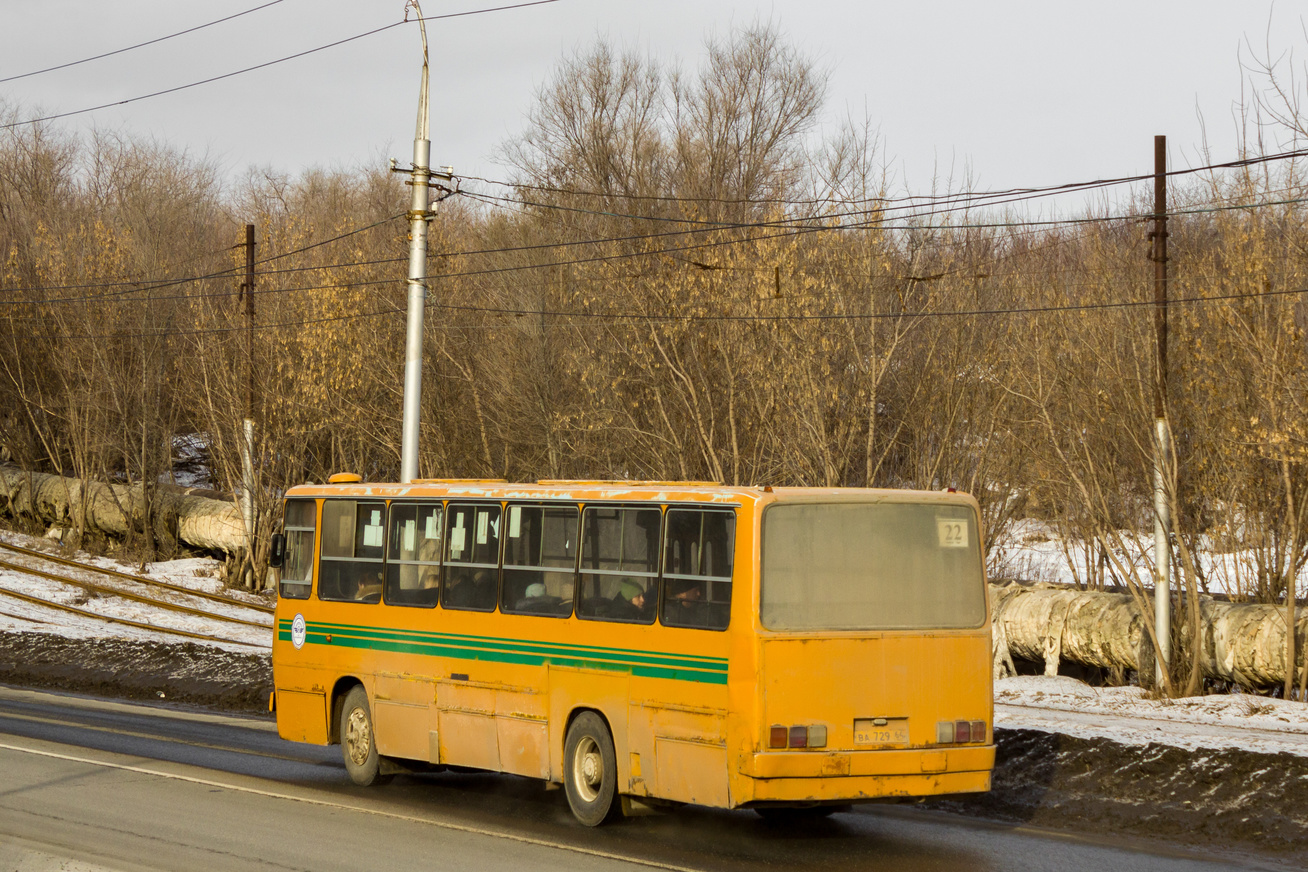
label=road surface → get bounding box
[0,686,1282,871]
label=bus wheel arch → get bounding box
[562,709,622,826]
[329,677,365,746]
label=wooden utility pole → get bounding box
[1151,135,1172,690]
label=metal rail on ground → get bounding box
[0,585,266,649]
[0,540,274,614]
[0,556,270,631]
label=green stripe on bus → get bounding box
[292,623,725,673]
[280,618,727,668]
[276,623,728,684]
[277,618,729,667]
[284,627,728,678]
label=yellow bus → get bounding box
[270,477,993,825]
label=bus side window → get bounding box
[279,499,316,600]
[661,508,734,630]
[318,500,386,603]
[578,506,660,624]
[385,502,443,607]
[443,503,500,612]
[501,504,578,617]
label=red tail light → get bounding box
[788,725,807,748]
[954,720,972,743]
[769,725,788,748]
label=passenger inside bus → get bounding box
[663,579,710,626]
[355,571,383,603]
[609,579,653,621]
[444,567,496,610]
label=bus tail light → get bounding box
[937,720,987,744]
[770,724,828,749]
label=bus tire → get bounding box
[563,712,621,826]
[339,686,392,787]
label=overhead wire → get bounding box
[463,145,1308,212]
[0,0,563,131]
[25,280,1308,341]
[4,144,1308,318]
[0,212,405,301]
[6,142,1306,301]
[6,185,1308,309]
[0,0,289,85]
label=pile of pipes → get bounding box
[0,466,245,554]
[991,582,1308,689]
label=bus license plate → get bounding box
[854,718,909,746]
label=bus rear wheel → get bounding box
[340,686,392,787]
[563,712,621,826]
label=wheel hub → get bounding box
[345,707,371,766]
[573,735,603,802]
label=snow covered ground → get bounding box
[997,675,1308,757]
[0,530,272,653]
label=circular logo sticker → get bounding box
[291,613,307,650]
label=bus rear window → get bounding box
[760,502,985,631]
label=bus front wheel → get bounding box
[563,712,621,826]
[339,686,392,787]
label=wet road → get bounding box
[0,686,1284,871]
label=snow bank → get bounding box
[997,674,1308,757]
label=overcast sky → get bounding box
[2,0,1305,207]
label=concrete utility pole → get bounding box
[1151,135,1171,689]
[239,224,257,587]
[399,0,433,484]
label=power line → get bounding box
[412,0,560,22]
[1,0,563,131]
[0,213,405,299]
[4,152,1308,306]
[0,0,289,85]
[1,22,405,131]
[467,145,1308,212]
[422,284,1308,324]
[7,187,1308,309]
[23,280,1308,341]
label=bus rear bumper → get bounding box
[739,744,994,803]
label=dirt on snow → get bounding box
[0,630,270,713]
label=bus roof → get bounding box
[282,477,978,508]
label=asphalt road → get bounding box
[0,686,1284,872]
